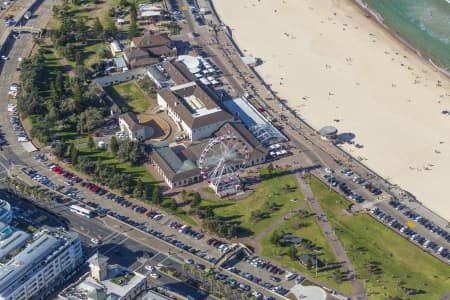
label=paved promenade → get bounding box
[295,174,367,300]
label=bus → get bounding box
[69,204,94,218]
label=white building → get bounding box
[0,200,12,224]
[138,3,161,19]
[110,41,122,57]
[118,112,154,141]
[59,253,147,300]
[0,228,83,300]
[157,82,233,141]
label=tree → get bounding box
[74,65,89,81]
[270,230,284,246]
[133,180,144,199]
[129,141,146,165]
[152,185,161,206]
[287,245,297,260]
[3,176,10,192]
[70,144,79,164]
[53,142,68,160]
[127,2,139,39]
[92,17,104,39]
[168,199,177,212]
[110,136,118,155]
[306,257,313,270]
[87,134,95,149]
[143,185,152,202]
[104,17,118,38]
[128,19,139,39]
[267,162,274,174]
[75,51,83,66]
[191,192,201,207]
[119,0,128,6]
[77,107,104,133]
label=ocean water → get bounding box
[363,0,450,73]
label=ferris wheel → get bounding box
[199,134,249,196]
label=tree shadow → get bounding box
[235,226,254,238]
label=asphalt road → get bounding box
[0,2,446,300]
[5,189,217,299]
[179,0,450,253]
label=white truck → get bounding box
[24,11,31,20]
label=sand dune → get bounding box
[212,0,450,219]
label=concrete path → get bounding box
[440,291,450,300]
[254,201,308,244]
[295,173,367,300]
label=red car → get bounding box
[257,107,265,113]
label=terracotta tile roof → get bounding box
[120,112,143,131]
[162,60,196,85]
[132,33,171,49]
[158,82,233,129]
[124,47,149,60]
[148,45,176,57]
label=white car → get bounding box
[1,55,8,60]
[90,238,101,245]
[145,265,155,272]
[324,167,334,174]
[18,136,28,142]
[184,258,193,264]
[149,273,160,279]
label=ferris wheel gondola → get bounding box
[199,134,249,197]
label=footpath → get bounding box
[295,173,367,300]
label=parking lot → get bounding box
[18,151,314,298]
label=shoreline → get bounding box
[209,0,450,221]
[353,0,450,78]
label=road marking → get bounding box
[146,251,162,263]
[103,237,129,256]
[102,231,120,243]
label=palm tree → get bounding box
[45,193,52,203]
[11,178,18,194]
[198,271,207,288]
[21,184,29,196]
[207,274,215,292]
[38,190,45,202]
[3,176,10,192]
[189,264,197,277]
[31,188,38,201]
[181,263,188,274]
[241,291,249,300]
[216,280,224,297]
[223,285,232,298]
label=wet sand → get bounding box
[212,0,450,219]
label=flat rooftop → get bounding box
[62,266,145,300]
[159,82,232,129]
[223,97,287,145]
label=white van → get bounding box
[285,272,297,281]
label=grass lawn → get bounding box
[161,198,198,226]
[81,41,105,68]
[200,168,305,237]
[111,273,134,286]
[309,176,450,300]
[77,147,197,225]
[259,208,354,295]
[105,82,151,113]
[78,147,155,184]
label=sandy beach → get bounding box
[212,0,450,220]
